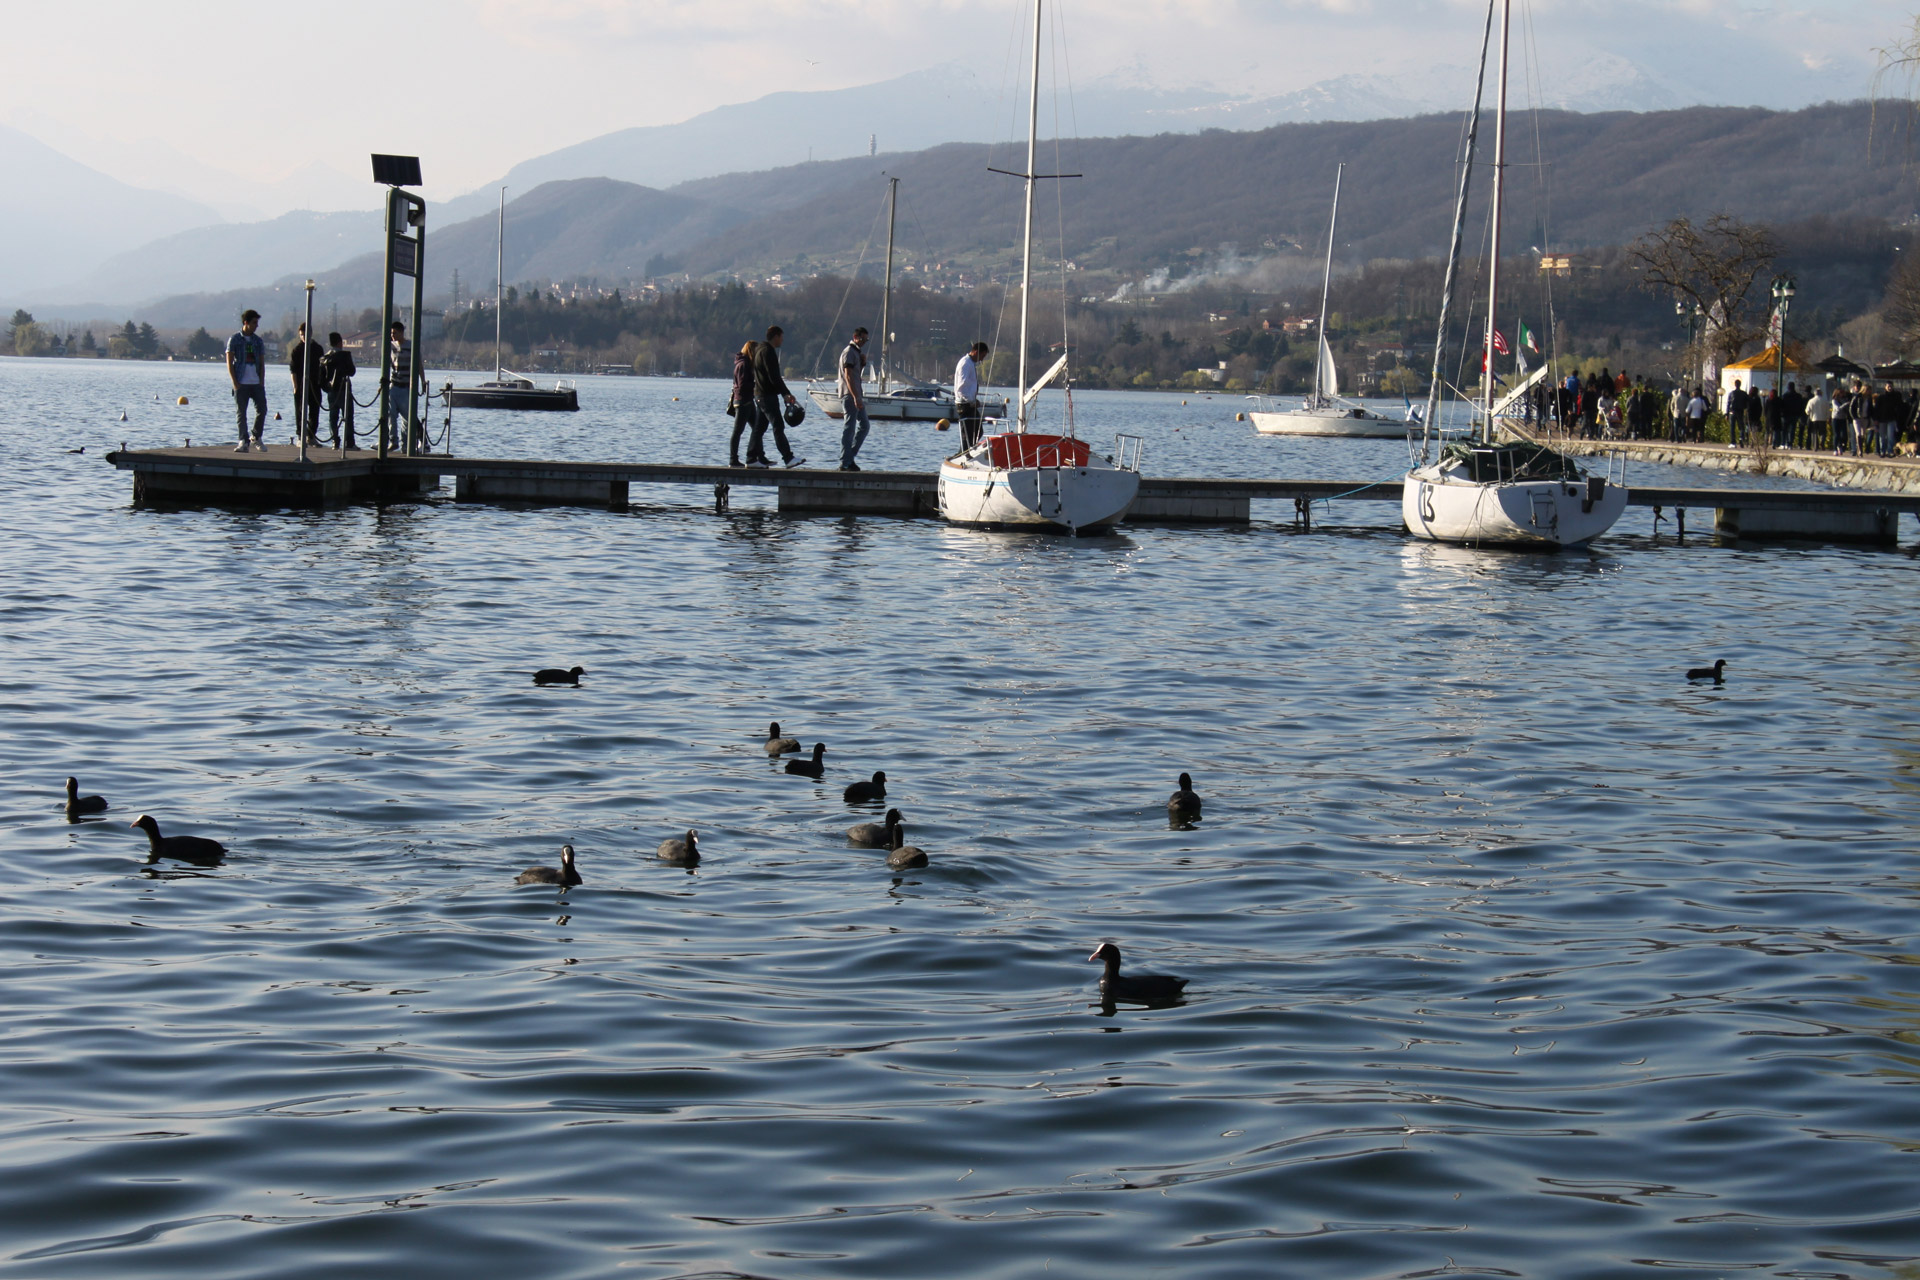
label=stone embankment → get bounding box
[1504,431,1920,495]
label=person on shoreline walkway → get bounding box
[1873,382,1903,457]
[727,339,762,467]
[321,332,356,448]
[954,341,990,451]
[289,323,324,445]
[1725,380,1747,443]
[227,309,268,452]
[749,325,804,469]
[1806,380,1832,453]
[1686,386,1708,443]
[1669,382,1687,442]
[838,327,871,471]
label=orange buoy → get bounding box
[176,395,189,405]
[936,419,950,431]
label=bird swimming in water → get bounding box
[657,829,700,865]
[1167,772,1202,819]
[843,771,886,803]
[785,743,826,777]
[65,777,108,817]
[130,814,226,863]
[1686,659,1727,682]
[1088,941,1188,1001]
[533,666,585,686]
[65,446,86,454]
[764,722,802,755]
[886,822,928,869]
[516,844,582,885]
[848,807,902,847]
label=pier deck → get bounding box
[104,444,1920,541]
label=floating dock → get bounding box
[105,444,1920,542]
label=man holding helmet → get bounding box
[749,325,806,469]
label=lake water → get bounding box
[3,357,1919,1280]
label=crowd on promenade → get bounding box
[1519,367,1918,458]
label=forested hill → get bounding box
[137,99,1919,329]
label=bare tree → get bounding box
[1626,214,1779,364]
[1881,251,1920,353]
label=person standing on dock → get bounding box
[321,332,357,449]
[382,321,418,451]
[227,309,268,452]
[954,341,990,451]
[749,325,804,469]
[838,327,871,471]
[728,340,761,467]
[288,323,324,445]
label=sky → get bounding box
[3,0,1911,212]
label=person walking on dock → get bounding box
[728,340,761,467]
[749,325,804,469]
[289,323,324,445]
[838,326,871,471]
[227,309,268,452]
[321,332,356,448]
[954,341,990,451]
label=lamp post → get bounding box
[1675,296,1700,383]
[1771,274,1797,447]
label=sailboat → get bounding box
[446,187,579,412]
[1401,0,1625,548]
[808,178,1007,423]
[1249,164,1408,439]
[935,0,1141,534]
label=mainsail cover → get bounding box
[1317,335,1340,399]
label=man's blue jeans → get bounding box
[234,383,266,442]
[840,395,870,467]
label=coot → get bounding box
[534,666,585,686]
[130,814,226,862]
[848,807,903,847]
[516,844,582,886]
[1088,941,1187,1000]
[764,722,802,755]
[886,823,929,869]
[65,777,108,817]
[1686,659,1727,682]
[657,829,700,865]
[843,770,886,803]
[785,744,827,777]
[1167,772,1202,819]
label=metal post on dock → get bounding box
[369,154,425,462]
[299,280,314,463]
[407,210,426,458]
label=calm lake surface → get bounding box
[3,357,1919,1280]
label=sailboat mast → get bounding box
[495,187,506,381]
[1483,0,1510,442]
[880,176,898,395]
[1014,0,1042,433]
[1313,163,1344,405]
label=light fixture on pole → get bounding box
[1771,273,1797,424]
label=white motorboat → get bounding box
[1401,0,1625,549]
[1249,163,1408,439]
[935,0,1140,535]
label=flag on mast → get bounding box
[1520,321,1538,353]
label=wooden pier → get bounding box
[104,444,1920,542]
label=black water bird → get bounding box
[848,807,902,847]
[65,777,108,817]
[843,770,886,803]
[516,844,582,886]
[1167,772,1202,819]
[65,446,86,455]
[657,829,700,865]
[533,666,585,686]
[1088,941,1188,1001]
[1686,659,1727,682]
[764,722,802,755]
[785,743,826,777]
[886,823,929,869]
[130,814,226,863]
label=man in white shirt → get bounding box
[226,309,268,452]
[953,341,990,450]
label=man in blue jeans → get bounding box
[838,326,871,471]
[227,309,268,451]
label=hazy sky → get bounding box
[4,0,1911,206]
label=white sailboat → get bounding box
[808,178,1007,423]
[446,187,578,412]
[1249,163,1408,439]
[1401,0,1625,548]
[936,0,1140,534]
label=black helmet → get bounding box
[783,400,806,427]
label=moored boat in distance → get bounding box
[446,186,581,413]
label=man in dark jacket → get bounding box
[320,332,357,448]
[728,340,761,466]
[748,325,804,468]
[289,323,324,444]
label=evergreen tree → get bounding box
[185,327,221,360]
[80,329,96,354]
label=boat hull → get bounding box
[445,387,578,411]
[1250,407,1405,438]
[808,386,1008,422]
[1402,466,1628,548]
[937,436,1138,533]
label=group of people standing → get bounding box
[726,325,996,470]
[225,310,422,452]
